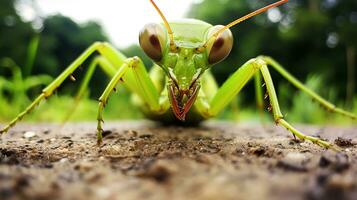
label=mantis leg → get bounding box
[199,58,355,150]
[62,56,117,122]
[0,42,165,135]
[261,56,356,120]
[75,56,117,101]
[254,73,265,120]
[96,57,167,144]
[0,42,119,133]
[96,59,130,144]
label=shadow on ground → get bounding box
[0,121,356,200]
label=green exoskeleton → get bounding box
[1,0,356,150]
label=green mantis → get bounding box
[1,0,356,150]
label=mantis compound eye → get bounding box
[206,25,233,65]
[139,23,167,62]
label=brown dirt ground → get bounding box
[0,121,356,200]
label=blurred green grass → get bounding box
[1,73,355,125]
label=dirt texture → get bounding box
[0,121,356,200]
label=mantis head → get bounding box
[139,21,233,120]
[139,0,288,120]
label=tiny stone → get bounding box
[277,152,310,172]
[37,139,44,143]
[24,131,36,138]
[319,151,350,172]
[59,158,68,163]
[96,187,111,198]
[285,152,308,164]
[334,137,353,147]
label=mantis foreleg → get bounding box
[96,58,131,144]
[96,57,169,144]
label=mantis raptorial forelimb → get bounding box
[95,57,169,144]
[1,0,356,151]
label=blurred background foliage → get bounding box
[0,0,356,124]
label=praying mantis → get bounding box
[1,0,356,150]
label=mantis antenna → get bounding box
[205,0,289,48]
[149,0,176,50]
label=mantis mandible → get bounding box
[1,0,356,150]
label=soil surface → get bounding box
[0,121,356,200]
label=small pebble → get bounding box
[24,131,36,138]
[285,152,307,162]
[96,187,111,198]
[59,158,68,163]
[334,137,353,147]
[319,151,349,172]
[277,152,310,172]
